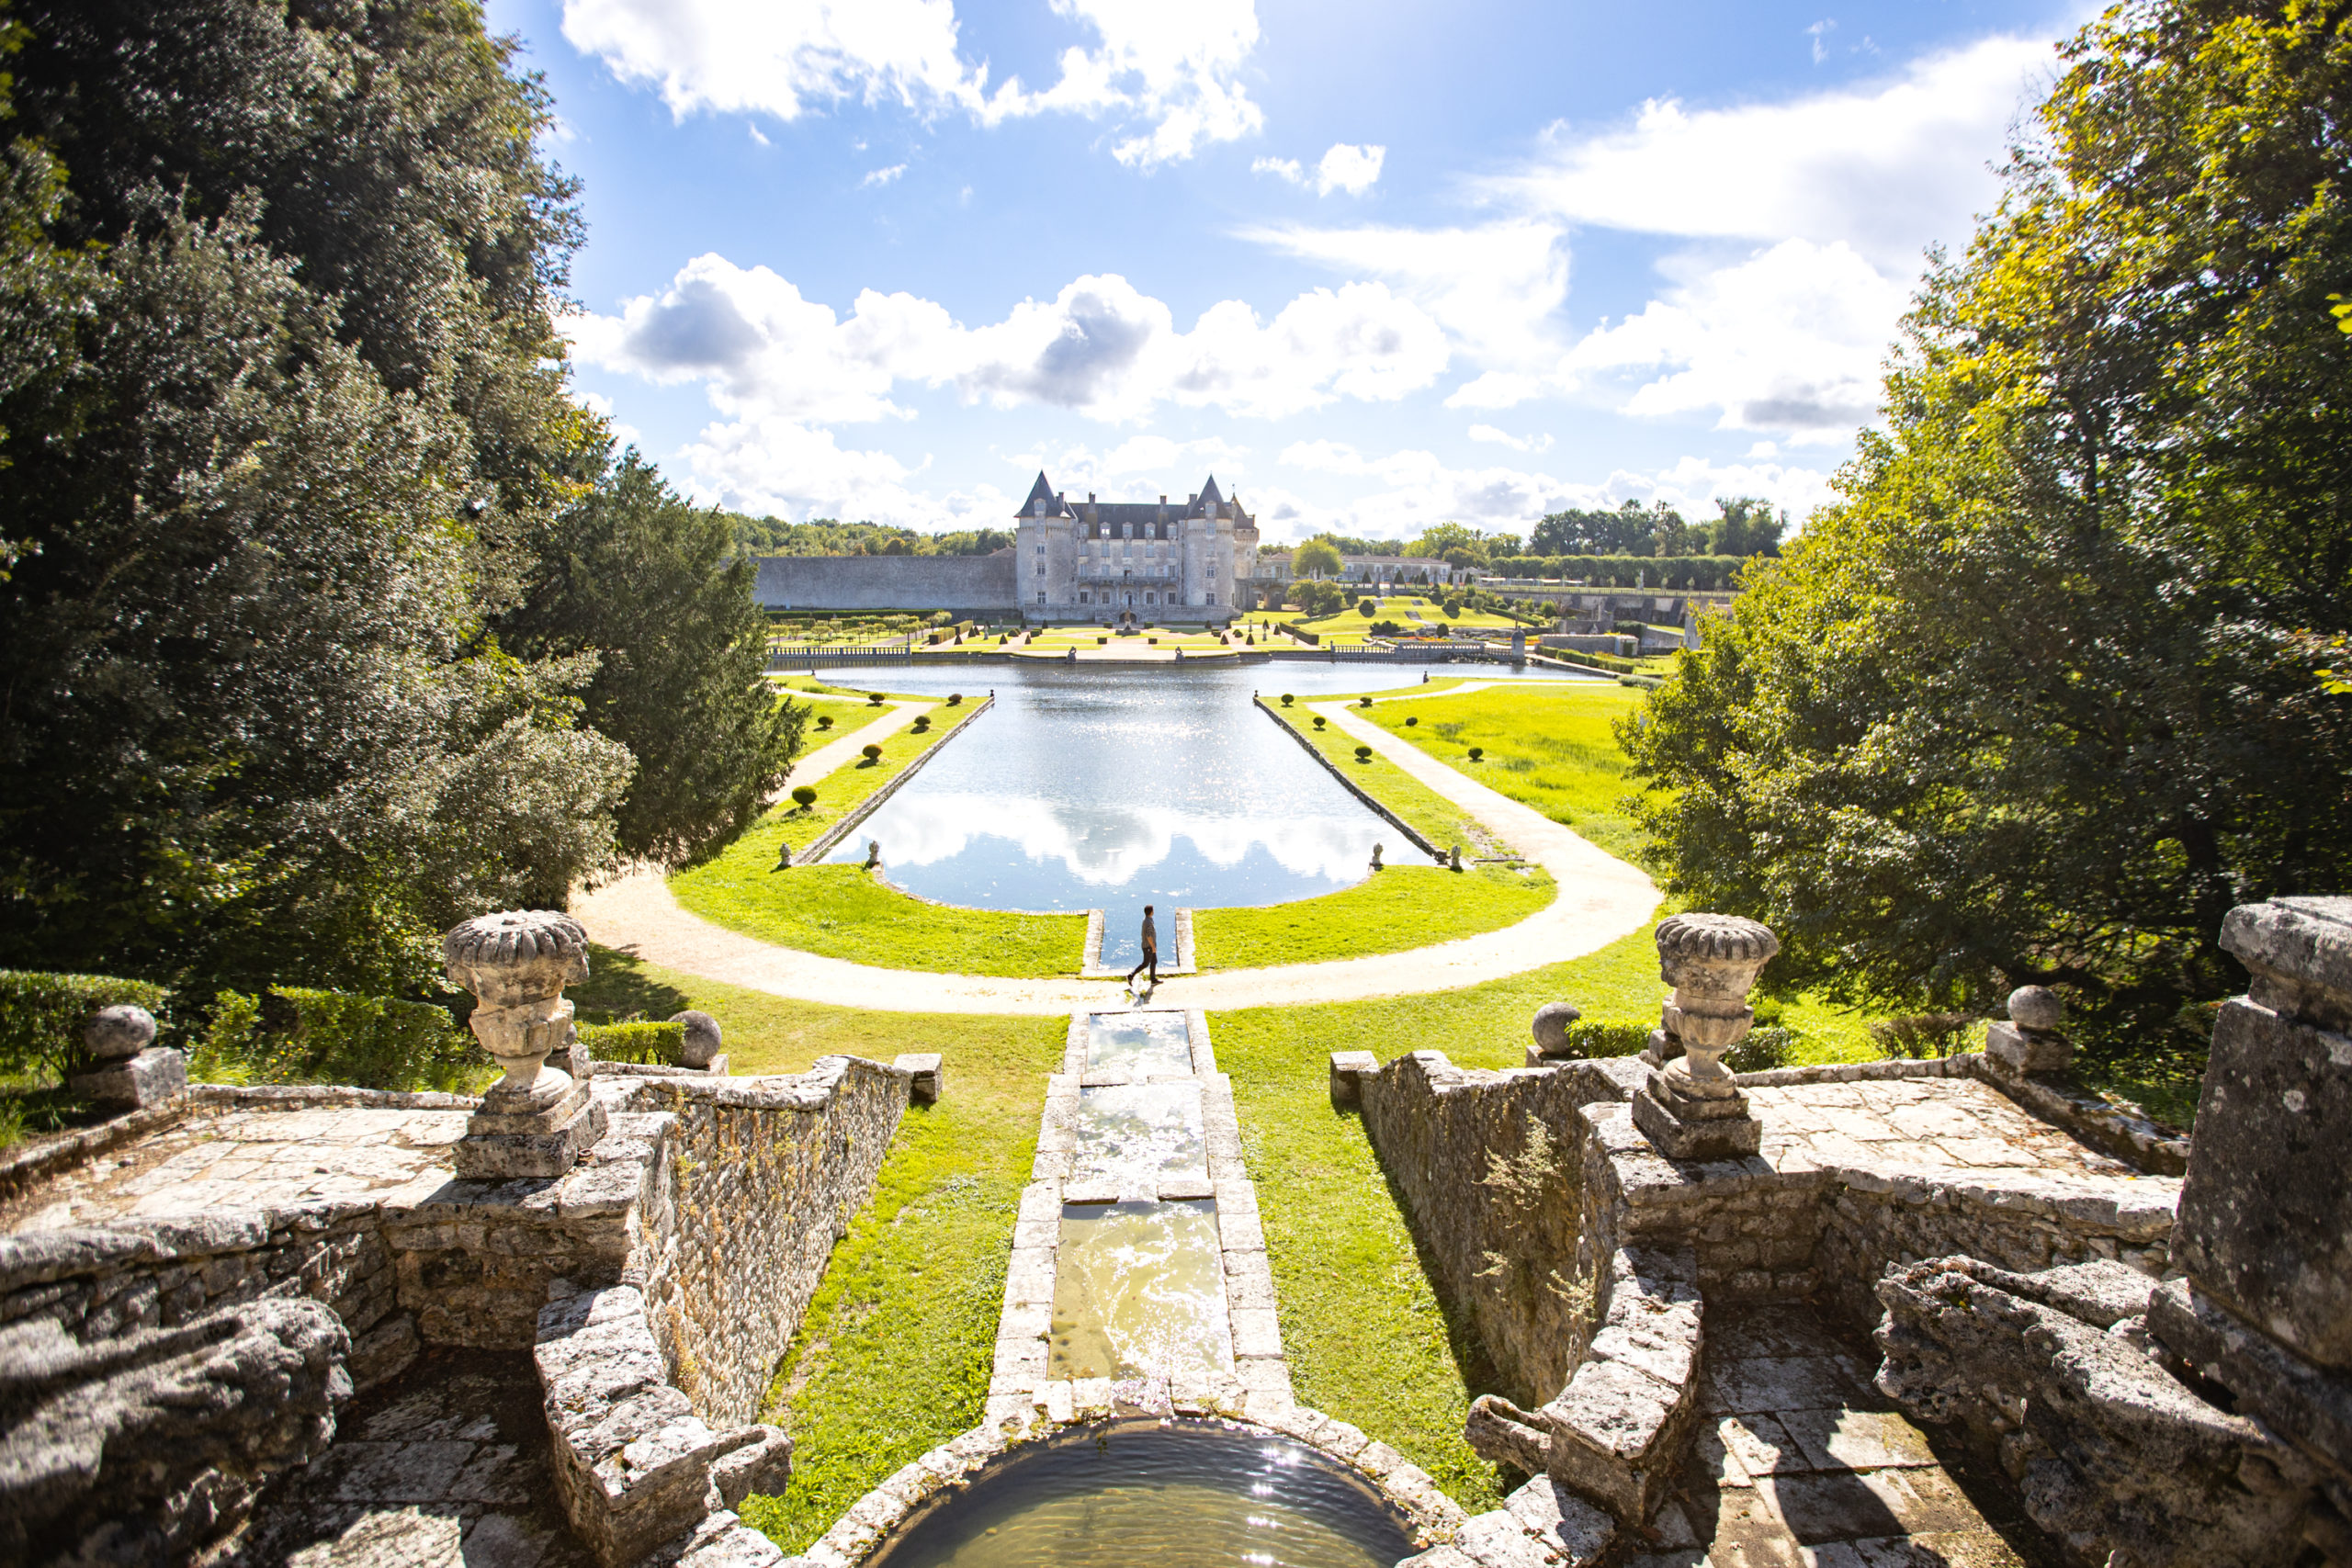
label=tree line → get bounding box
[1623,0,2352,1099]
[0,0,799,1001]
[1286,498,1785,576]
[728,515,1016,558]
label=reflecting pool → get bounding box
[867,1423,1418,1568]
[1084,1011,1195,1078]
[809,661,1603,963]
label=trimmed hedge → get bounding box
[199,987,483,1093]
[1555,1017,1793,1074]
[1484,554,1763,590]
[578,1020,685,1066]
[0,969,173,1084]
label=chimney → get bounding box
[1088,492,1096,503]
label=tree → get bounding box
[1622,0,2352,1062]
[1705,497,1787,557]
[495,450,808,867]
[0,206,630,995]
[1293,539,1344,579]
[1292,580,1347,617]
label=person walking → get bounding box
[1126,905,1159,991]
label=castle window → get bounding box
[1123,524,1132,539]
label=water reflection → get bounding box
[1085,1012,1194,1078]
[814,664,1519,958]
[1071,1084,1206,1189]
[1050,1201,1231,1382]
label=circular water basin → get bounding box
[865,1421,1417,1568]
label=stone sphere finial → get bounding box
[2007,985,2064,1033]
[1532,1001,1583,1055]
[672,1010,722,1069]
[84,1004,157,1062]
[443,910,591,1090]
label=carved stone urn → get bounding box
[1631,913,1779,1160]
[444,910,605,1179]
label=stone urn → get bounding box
[1632,913,1780,1160]
[445,909,591,1091]
[443,910,605,1179]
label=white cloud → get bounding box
[861,163,908,186]
[1445,372,1547,410]
[1807,17,1836,64]
[1555,238,1907,442]
[1468,424,1553,453]
[1255,142,1386,195]
[1245,220,1569,370]
[1260,440,1835,540]
[558,0,1262,167]
[1486,34,2052,267]
[570,254,1450,427]
[675,416,1019,526]
[1003,434,1250,495]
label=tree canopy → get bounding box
[1622,0,2352,1072]
[0,0,800,997]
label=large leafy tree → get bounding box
[1623,0,2352,1055]
[498,451,806,866]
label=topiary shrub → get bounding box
[0,969,173,1085]
[1404,716,1419,727]
[1358,599,1375,616]
[910,715,931,732]
[791,785,819,811]
[198,987,479,1092]
[1312,716,1326,729]
[861,743,884,763]
[946,694,962,705]
[1280,694,1294,706]
[866,692,885,705]
[1353,744,1373,761]
[1467,745,1484,761]
[1358,696,1372,707]
[815,714,834,730]
[577,1019,685,1066]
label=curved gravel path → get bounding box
[573,698,1657,1015]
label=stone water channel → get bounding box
[798,1008,1452,1568]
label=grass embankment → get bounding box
[571,947,1063,1557]
[669,700,1092,977]
[1194,863,1553,969]
[1257,699,1497,853]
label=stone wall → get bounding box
[628,1057,910,1427]
[1354,1051,1644,1405]
[752,554,1018,614]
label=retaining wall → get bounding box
[753,554,1017,614]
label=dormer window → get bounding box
[1123,524,1133,539]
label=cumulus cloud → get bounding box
[1245,220,1569,370]
[558,0,1262,166]
[1468,424,1553,453]
[861,163,908,186]
[1555,238,1907,442]
[1003,434,1251,495]
[569,254,1449,426]
[1254,142,1385,195]
[1486,33,2052,267]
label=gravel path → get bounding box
[573,698,1657,1015]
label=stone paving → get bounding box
[1625,1303,2050,1568]
[2,1107,467,1232]
[205,1348,594,1568]
[1751,1077,2145,1186]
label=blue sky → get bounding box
[490,0,2091,544]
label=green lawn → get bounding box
[1258,699,1498,854]
[1194,863,1553,969]
[1360,684,1654,863]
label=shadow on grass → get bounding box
[574,944,694,1025]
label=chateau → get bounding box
[1013,470,1259,619]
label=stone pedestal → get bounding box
[452,1069,607,1180]
[67,1003,186,1110]
[1631,914,1778,1161]
[1985,985,2071,1077]
[2149,895,2352,1496]
[443,910,605,1179]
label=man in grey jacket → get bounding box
[1126,905,1159,990]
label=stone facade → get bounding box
[1012,470,1256,620]
[750,553,1018,616]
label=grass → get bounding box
[671,698,1092,977]
[1194,863,1554,969]
[1359,684,1653,863]
[1258,700,1498,854]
